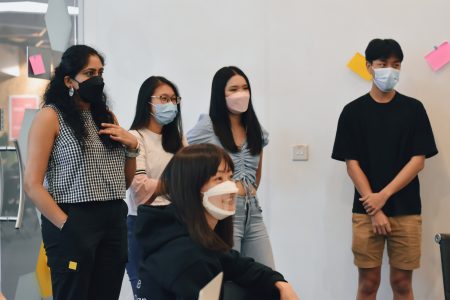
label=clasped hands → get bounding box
[359,191,390,216]
[360,191,391,235]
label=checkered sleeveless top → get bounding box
[44,105,126,203]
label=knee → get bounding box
[391,275,412,295]
[358,276,380,295]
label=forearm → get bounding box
[380,155,425,198]
[124,157,136,188]
[26,185,66,228]
[346,160,372,197]
[275,281,300,300]
[129,175,158,205]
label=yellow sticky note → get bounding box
[68,261,78,270]
[347,52,372,81]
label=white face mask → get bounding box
[373,67,400,92]
[202,181,238,220]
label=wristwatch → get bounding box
[125,145,140,158]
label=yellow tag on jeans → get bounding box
[68,261,77,270]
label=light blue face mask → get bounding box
[150,103,178,125]
[373,67,400,92]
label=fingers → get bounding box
[367,207,379,216]
[109,135,126,144]
[363,202,375,215]
[380,224,387,235]
[372,225,377,234]
[374,225,384,235]
[98,124,137,148]
[373,223,391,236]
[363,199,381,215]
[98,128,119,136]
[385,221,392,234]
[101,122,120,128]
[108,133,138,149]
[99,126,125,137]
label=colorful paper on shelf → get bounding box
[29,54,46,75]
[424,41,450,71]
[347,52,372,81]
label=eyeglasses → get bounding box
[150,95,182,105]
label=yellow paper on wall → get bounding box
[347,52,372,81]
[35,242,52,298]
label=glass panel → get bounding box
[0,1,82,299]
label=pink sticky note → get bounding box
[424,41,450,71]
[29,54,46,75]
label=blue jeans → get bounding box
[233,195,275,269]
[126,215,140,298]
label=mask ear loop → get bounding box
[148,101,157,119]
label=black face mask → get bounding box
[74,76,105,104]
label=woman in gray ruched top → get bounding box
[187,66,275,269]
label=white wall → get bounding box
[84,1,450,299]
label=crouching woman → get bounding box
[135,144,300,300]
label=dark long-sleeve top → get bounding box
[134,204,285,300]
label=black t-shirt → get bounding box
[332,92,438,216]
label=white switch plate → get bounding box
[293,144,308,161]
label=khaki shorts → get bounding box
[352,213,422,270]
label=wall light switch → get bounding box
[293,144,308,161]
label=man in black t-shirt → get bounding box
[332,39,437,300]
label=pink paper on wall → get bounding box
[424,41,450,71]
[9,95,39,140]
[29,54,46,75]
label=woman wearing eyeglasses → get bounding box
[125,76,185,297]
[187,66,275,269]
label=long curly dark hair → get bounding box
[43,45,118,148]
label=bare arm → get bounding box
[383,155,425,195]
[129,175,158,205]
[24,108,67,228]
[124,157,137,189]
[361,155,425,215]
[345,159,372,197]
[346,159,391,235]
[275,281,300,300]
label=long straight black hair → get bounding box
[130,76,183,154]
[209,66,263,155]
[158,144,234,252]
[44,45,119,148]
